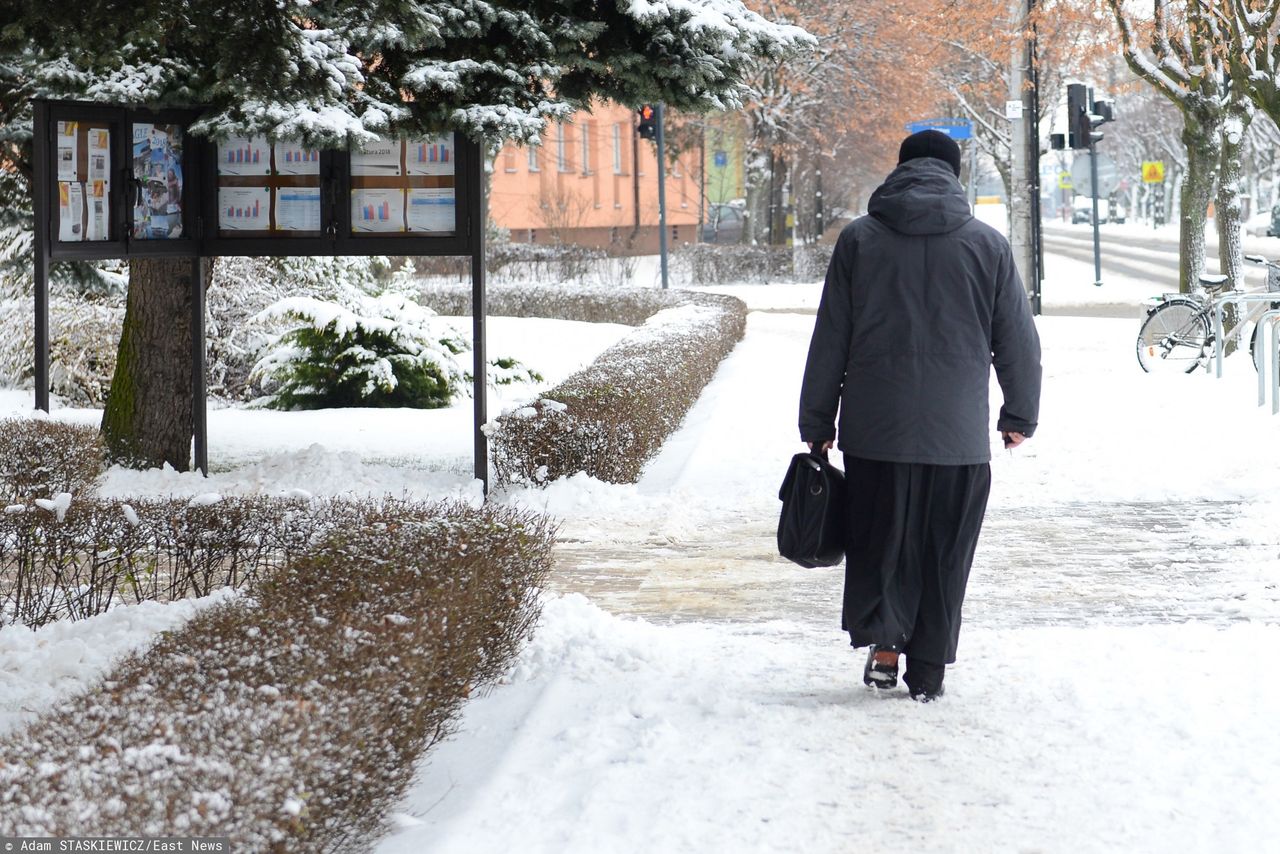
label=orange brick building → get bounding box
[489,102,703,253]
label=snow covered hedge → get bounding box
[674,243,833,285]
[0,495,476,629]
[0,418,105,504]
[418,285,747,485]
[0,501,555,850]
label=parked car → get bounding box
[1245,210,1273,237]
[1071,197,1109,225]
[701,204,745,244]
[1267,204,1280,237]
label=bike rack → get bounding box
[1211,293,1280,414]
[1261,310,1280,414]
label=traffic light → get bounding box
[637,104,657,140]
[1067,83,1089,150]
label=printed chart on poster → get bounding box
[216,134,323,236]
[218,136,271,176]
[54,120,113,244]
[219,187,271,231]
[132,122,184,240]
[352,188,405,232]
[407,135,454,176]
[274,142,320,176]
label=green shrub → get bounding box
[250,294,469,409]
[0,502,555,851]
[0,417,106,503]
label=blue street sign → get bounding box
[713,150,728,168]
[905,118,973,140]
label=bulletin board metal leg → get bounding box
[32,98,51,413]
[471,247,488,496]
[191,256,208,476]
[34,250,50,413]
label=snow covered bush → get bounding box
[0,418,105,504]
[250,294,470,410]
[0,501,555,850]
[487,291,748,484]
[420,280,696,325]
[0,295,125,406]
[0,495,458,629]
[674,243,833,285]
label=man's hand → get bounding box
[807,440,834,453]
[1001,431,1026,450]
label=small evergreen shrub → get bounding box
[0,501,556,851]
[0,418,106,503]
[250,294,470,409]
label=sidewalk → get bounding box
[377,291,1280,853]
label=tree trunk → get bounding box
[1178,119,1220,294]
[101,256,199,470]
[1216,115,1249,290]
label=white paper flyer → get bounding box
[351,137,402,176]
[57,121,78,182]
[58,182,84,242]
[86,181,109,241]
[87,129,110,186]
[406,188,456,232]
[275,187,322,231]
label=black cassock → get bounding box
[840,454,992,666]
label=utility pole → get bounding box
[656,102,669,290]
[1007,0,1036,306]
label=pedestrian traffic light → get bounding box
[637,104,657,140]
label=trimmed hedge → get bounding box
[0,501,555,851]
[0,495,421,629]
[673,242,832,285]
[420,283,747,485]
[0,418,105,503]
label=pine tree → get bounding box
[0,0,812,469]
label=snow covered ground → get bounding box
[3,259,1279,852]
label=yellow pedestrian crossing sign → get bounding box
[1057,171,1072,190]
[1142,161,1165,183]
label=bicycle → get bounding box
[1136,255,1280,374]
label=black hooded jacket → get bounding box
[798,157,1041,464]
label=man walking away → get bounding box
[798,129,1042,702]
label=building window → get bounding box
[581,122,592,174]
[527,145,539,172]
[557,122,571,172]
[613,124,624,174]
[503,147,517,173]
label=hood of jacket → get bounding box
[867,157,973,236]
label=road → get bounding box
[1042,220,1280,317]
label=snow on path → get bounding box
[381,596,1280,854]
[384,300,1280,853]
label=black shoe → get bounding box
[904,659,945,702]
[910,683,945,703]
[862,645,899,689]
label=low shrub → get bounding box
[673,242,833,285]
[488,291,747,484]
[0,501,555,851]
[0,495,472,629]
[0,417,106,503]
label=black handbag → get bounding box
[777,450,847,568]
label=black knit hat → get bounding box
[898,129,962,178]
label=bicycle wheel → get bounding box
[1136,299,1211,374]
